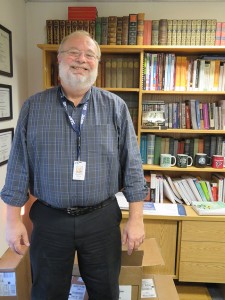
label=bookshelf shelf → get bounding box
[104,88,139,92]
[143,165,225,172]
[142,90,225,95]
[141,129,225,134]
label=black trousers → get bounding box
[29,199,122,300]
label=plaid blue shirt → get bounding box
[1,86,148,208]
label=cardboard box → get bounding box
[71,238,165,300]
[68,276,88,300]
[119,238,164,300]
[0,246,31,300]
[140,274,179,300]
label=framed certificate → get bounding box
[0,128,14,166]
[0,24,13,77]
[0,84,12,120]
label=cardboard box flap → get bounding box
[122,238,164,267]
[121,250,144,266]
[0,246,28,271]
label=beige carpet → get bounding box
[176,282,212,300]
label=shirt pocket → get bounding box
[83,124,118,156]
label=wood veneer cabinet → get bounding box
[38,44,225,283]
[122,209,225,283]
[179,219,225,283]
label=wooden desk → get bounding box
[121,206,225,283]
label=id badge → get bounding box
[73,161,86,180]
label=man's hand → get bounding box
[6,205,30,255]
[122,201,145,255]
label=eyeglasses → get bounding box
[59,49,99,61]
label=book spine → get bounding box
[101,17,108,45]
[140,135,147,164]
[46,20,53,44]
[116,17,123,45]
[122,16,129,45]
[200,19,207,45]
[108,16,117,45]
[158,19,168,45]
[137,13,145,45]
[128,14,138,45]
[215,22,222,46]
[151,20,159,45]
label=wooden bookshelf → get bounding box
[38,43,225,284]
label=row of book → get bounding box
[46,12,145,45]
[140,134,225,165]
[96,56,140,88]
[145,173,225,204]
[143,53,225,92]
[46,8,225,46]
[150,19,222,46]
[142,99,225,130]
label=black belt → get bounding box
[37,196,115,216]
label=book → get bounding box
[172,178,191,205]
[116,192,187,216]
[151,20,159,45]
[143,20,152,45]
[122,16,129,45]
[191,201,225,215]
[194,178,208,202]
[137,13,145,45]
[108,16,117,45]
[181,175,203,202]
[211,173,225,202]
[53,19,60,44]
[163,178,182,204]
[116,17,123,45]
[150,173,157,202]
[101,17,108,45]
[128,14,138,45]
[95,17,102,44]
[200,180,211,201]
[143,202,186,216]
[146,134,155,165]
[46,20,53,44]
[158,19,168,45]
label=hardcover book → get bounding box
[137,13,145,45]
[191,201,225,216]
[128,14,138,45]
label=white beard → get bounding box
[59,61,98,90]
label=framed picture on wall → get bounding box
[0,128,14,166]
[0,84,12,120]
[0,24,13,77]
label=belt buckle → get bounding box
[67,207,81,216]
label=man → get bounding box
[1,30,148,300]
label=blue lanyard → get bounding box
[62,98,88,160]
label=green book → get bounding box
[200,180,211,201]
[153,136,162,165]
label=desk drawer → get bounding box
[180,241,225,262]
[182,221,225,242]
[179,261,225,283]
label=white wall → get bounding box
[1,0,225,256]
[0,0,28,256]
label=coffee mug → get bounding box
[176,154,193,168]
[212,155,224,169]
[160,154,176,168]
[194,153,211,168]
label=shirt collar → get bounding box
[58,86,92,106]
